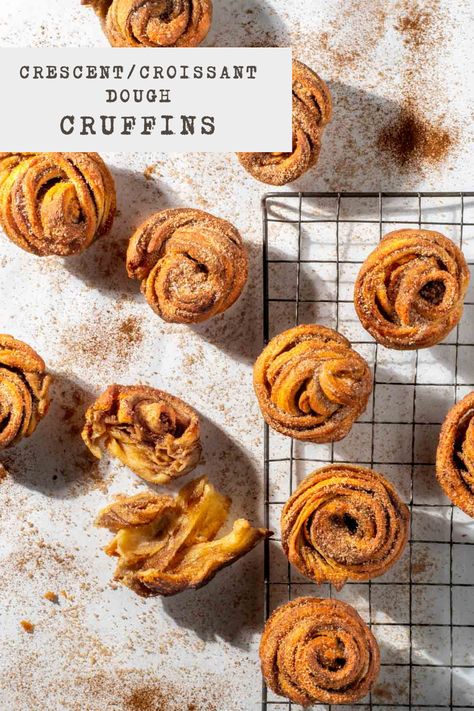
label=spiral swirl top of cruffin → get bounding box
[281,464,409,588]
[82,384,202,485]
[0,335,52,450]
[253,324,372,442]
[437,392,474,518]
[260,597,380,706]
[127,208,248,323]
[0,152,116,257]
[82,0,212,47]
[355,229,470,350]
[237,59,332,185]
[96,475,272,596]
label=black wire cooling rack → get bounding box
[261,192,474,711]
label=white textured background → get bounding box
[0,1,473,710]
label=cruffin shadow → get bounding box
[0,371,102,499]
[63,165,180,300]
[205,0,289,47]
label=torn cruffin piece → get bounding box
[96,476,272,596]
[82,384,202,485]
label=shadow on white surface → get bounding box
[63,166,180,299]
[0,371,97,498]
[190,241,264,364]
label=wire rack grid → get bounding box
[261,192,474,711]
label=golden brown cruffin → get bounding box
[237,59,332,185]
[281,464,409,588]
[82,0,212,47]
[437,392,474,518]
[260,597,380,706]
[96,475,272,596]
[82,384,201,485]
[253,324,372,442]
[0,335,52,450]
[0,152,116,257]
[354,229,470,350]
[126,208,248,324]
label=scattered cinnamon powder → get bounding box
[124,684,216,711]
[374,685,393,701]
[61,312,143,373]
[395,10,431,48]
[314,1,388,76]
[125,685,184,711]
[118,316,143,346]
[20,670,225,711]
[376,0,459,170]
[20,620,35,634]
[43,591,59,604]
[411,560,428,576]
[318,30,362,73]
[378,100,454,168]
[395,0,444,51]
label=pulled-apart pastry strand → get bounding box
[82,384,201,485]
[260,597,380,706]
[82,0,213,48]
[96,476,272,596]
[0,152,116,257]
[254,324,372,442]
[437,392,474,517]
[0,335,52,449]
[237,60,332,185]
[281,464,409,588]
[127,208,248,324]
[355,229,470,349]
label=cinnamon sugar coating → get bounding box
[355,229,470,349]
[0,335,52,450]
[437,392,474,518]
[260,597,380,706]
[237,60,332,185]
[0,152,116,257]
[82,0,212,47]
[96,476,272,596]
[82,384,201,485]
[253,325,372,442]
[127,208,248,324]
[281,464,409,588]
